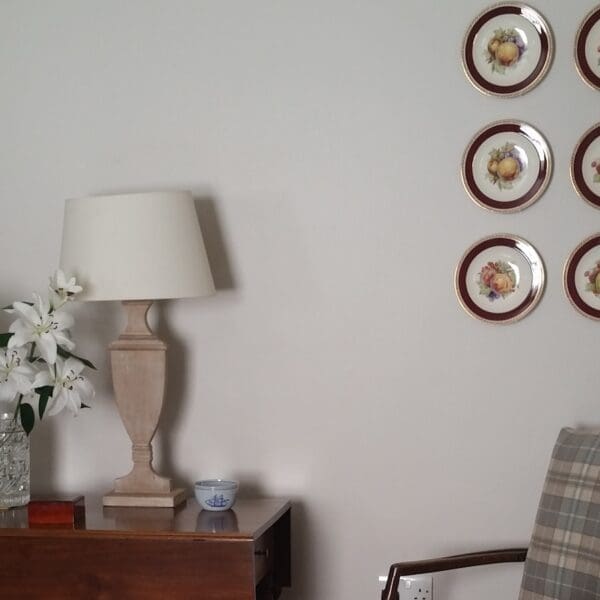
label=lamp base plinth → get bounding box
[102,488,187,508]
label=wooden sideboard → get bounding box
[0,497,291,599]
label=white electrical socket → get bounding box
[399,575,433,600]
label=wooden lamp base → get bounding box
[103,300,186,508]
[103,488,187,508]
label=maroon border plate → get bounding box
[462,120,551,212]
[462,3,553,97]
[564,234,600,320]
[571,124,600,208]
[455,234,545,324]
[575,6,600,91]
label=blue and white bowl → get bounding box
[194,479,239,512]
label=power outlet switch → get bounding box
[399,575,433,600]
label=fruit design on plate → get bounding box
[591,159,600,183]
[486,142,523,189]
[486,28,526,73]
[477,260,517,301]
[584,260,600,295]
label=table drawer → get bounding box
[254,528,275,584]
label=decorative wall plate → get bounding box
[462,3,553,97]
[455,234,545,324]
[462,120,551,212]
[564,234,600,320]
[571,124,600,208]
[575,6,600,91]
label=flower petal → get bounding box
[52,310,74,331]
[49,290,63,312]
[14,363,35,379]
[11,373,33,395]
[36,333,57,365]
[46,389,66,416]
[33,293,50,319]
[76,377,94,404]
[11,346,30,362]
[10,301,40,325]
[0,382,17,403]
[7,323,34,348]
[64,357,85,377]
[52,331,75,352]
[33,370,53,388]
[53,270,67,289]
[64,389,80,415]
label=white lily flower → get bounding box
[0,346,35,403]
[49,269,82,309]
[7,293,74,364]
[34,357,94,417]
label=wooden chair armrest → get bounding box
[381,547,527,600]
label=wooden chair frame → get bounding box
[381,547,528,600]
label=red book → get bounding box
[27,496,85,528]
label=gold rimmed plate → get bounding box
[575,5,600,91]
[564,234,600,320]
[462,3,553,97]
[462,120,551,212]
[571,124,600,208]
[455,234,545,324]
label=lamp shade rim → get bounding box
[66,190,193,203]
[76,289,216,303]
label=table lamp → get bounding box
[59,191,215,507]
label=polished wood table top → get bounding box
[0,496,290,539]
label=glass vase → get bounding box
[0,412,30,509]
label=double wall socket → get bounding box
[399,575,433,600]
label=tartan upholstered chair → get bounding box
[381,428,600,600]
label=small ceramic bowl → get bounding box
[194,479,239,512]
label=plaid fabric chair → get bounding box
[381,428,600,600]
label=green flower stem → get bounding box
[12,394,22,420]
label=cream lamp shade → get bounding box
[59,191,215,301]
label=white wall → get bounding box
[1,1,599,598]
